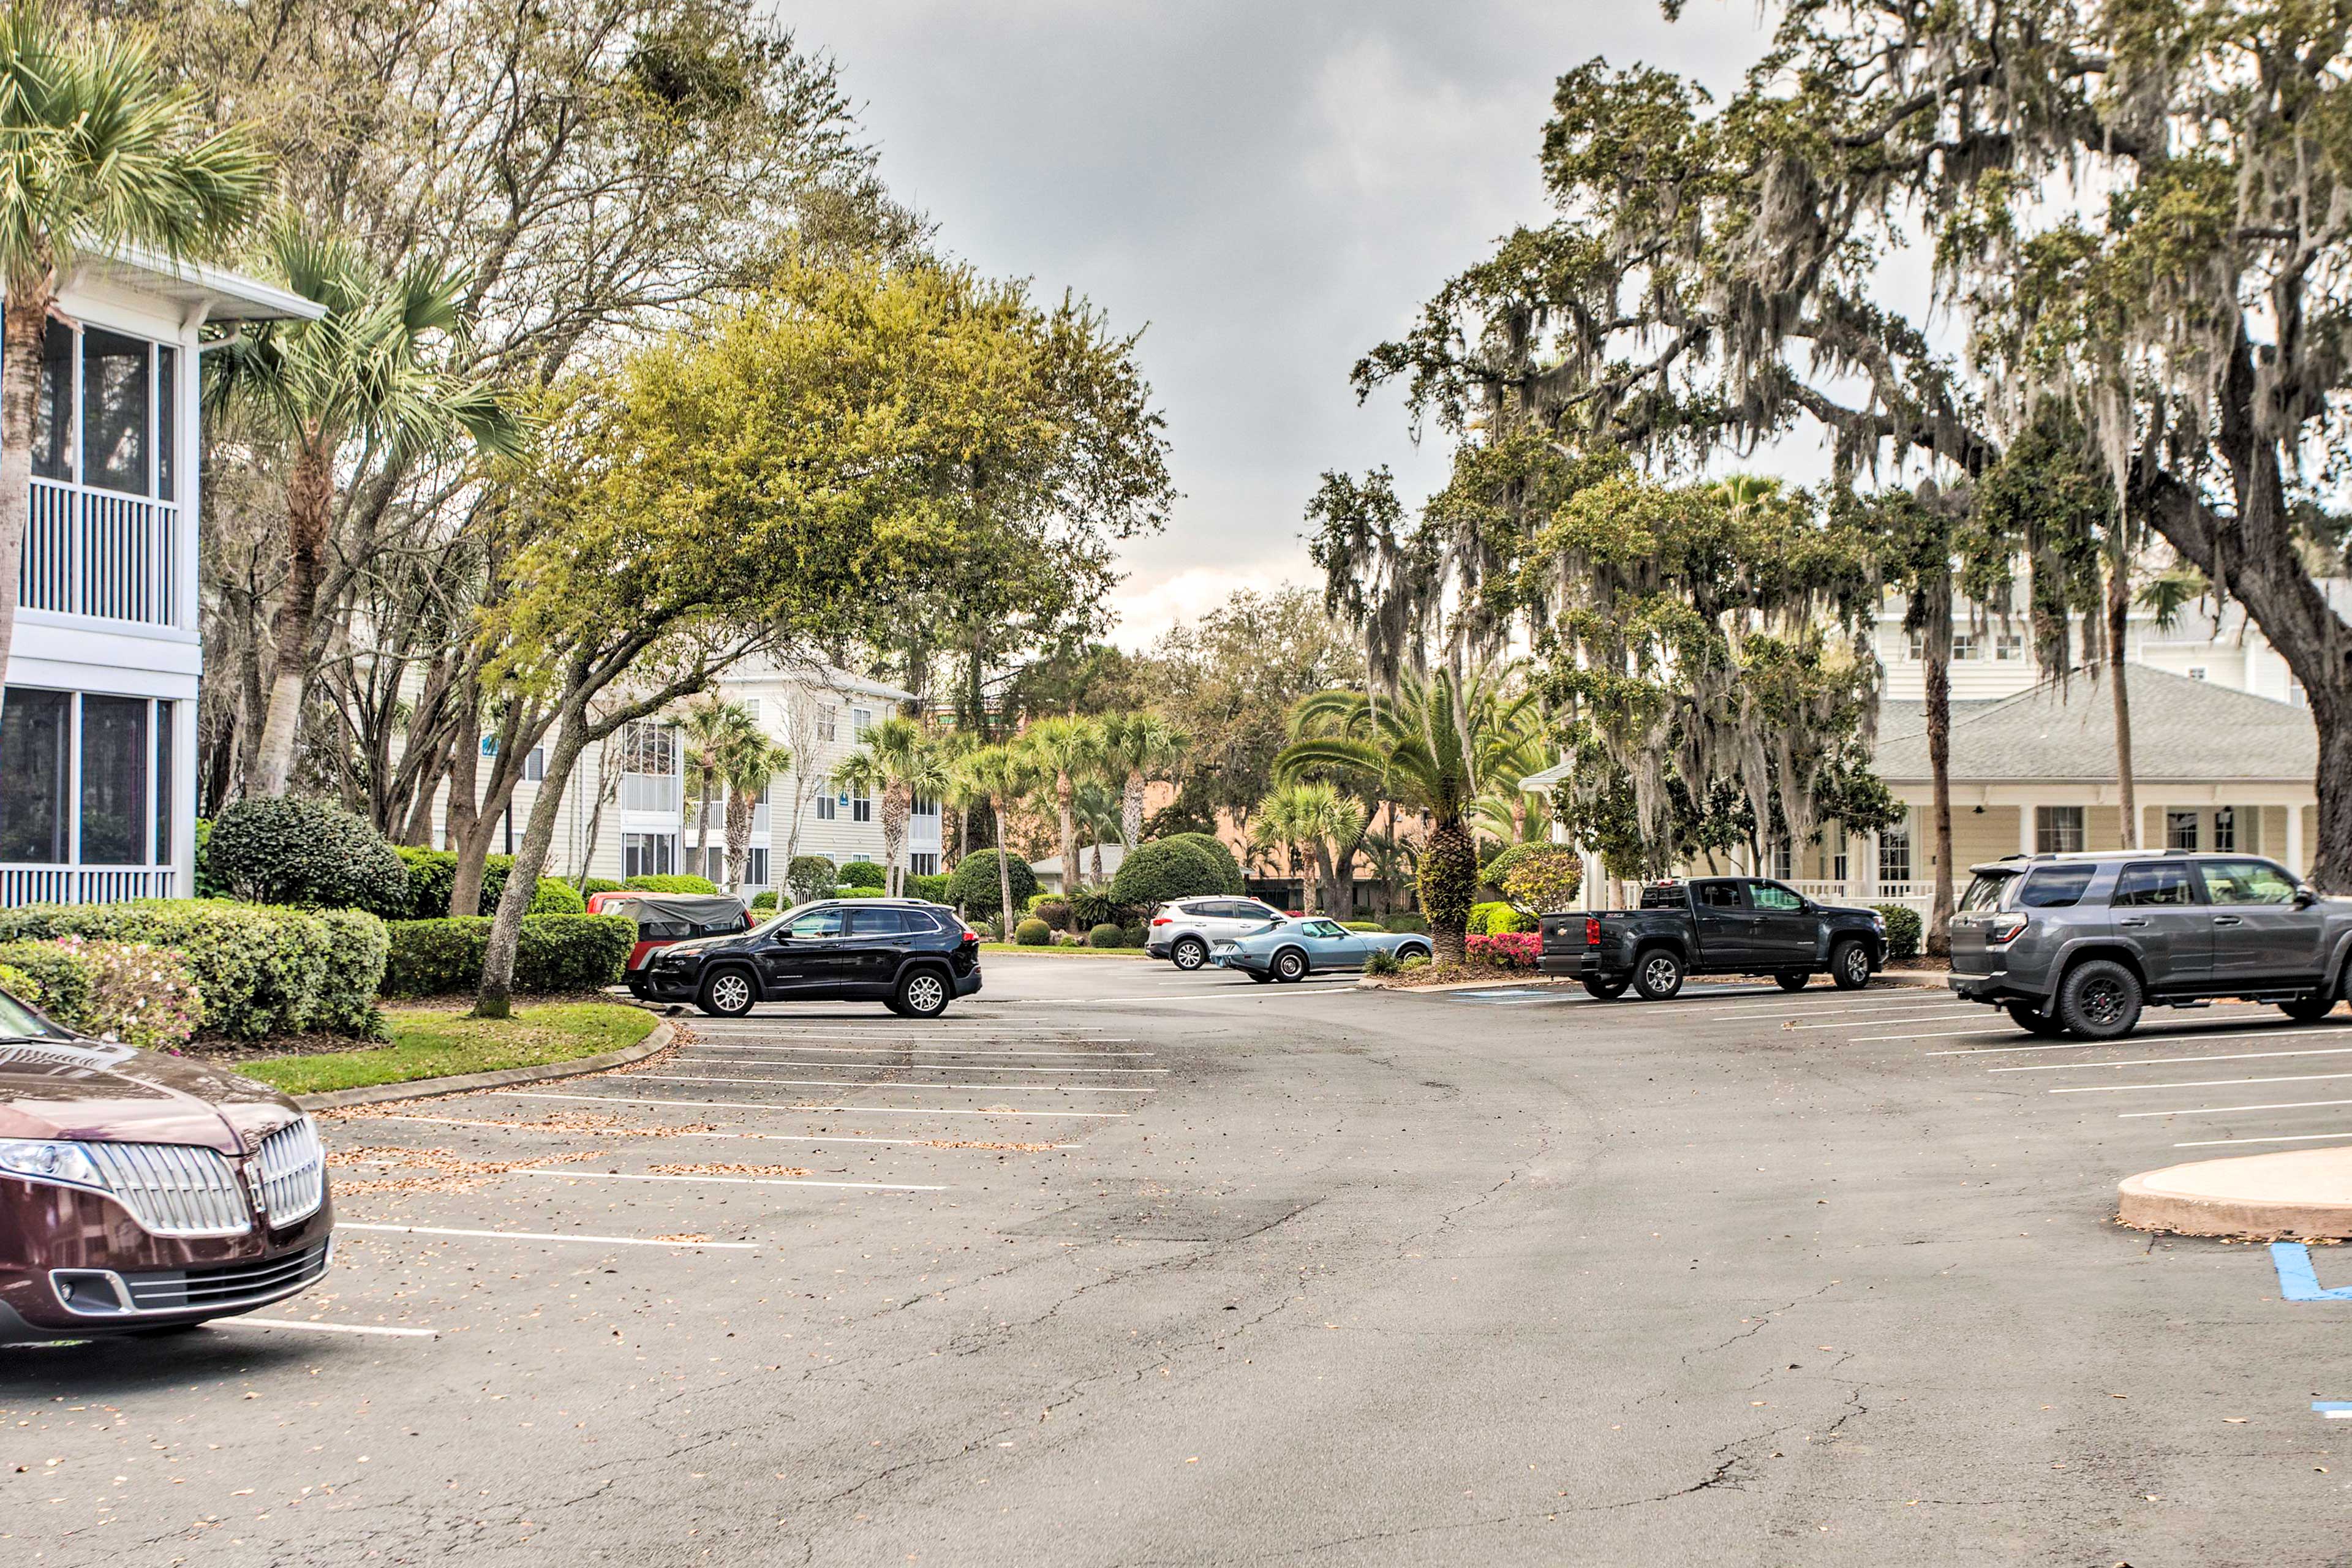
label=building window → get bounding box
[2187,666,2208,682]
[1879,824,1912,884]
[851,706,872,740]
[31,319,71,481]
[1950,630,1980,661]
[910,852,939,877]
[0,688,171,867]
[742,698,762,722]
[1994,631,2023,661]
[744,848,770,887]
[0,687,72,862]
[815,793,836,822]
[619,720,674,776]
[2037,806,2085,854]
[81,327,151,496]
[818,704,837,743]
[2213,806,2236,851]
[523,746,546,782]
[623,832,675,878]
[154,706,172,865]
[2166,810,2199,851]
[911,795,939,819]
[851,786,872,824]
[78,695,148,865]
[1770,840,1792,880]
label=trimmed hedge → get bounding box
[947,850,1036,920]
[1381,913,1430,933]
[625,873,718,894]
[839,860,885,889]
[1014,918,1051,946]
[1342,921,1384,933]
[581,876,624,896]
[1469,900,1538,935]
[908,872,951,903]
[1874,903,1923,962]
[837,886,882,899]
[208,797,409,919]
[528,878,587,915]
[787,855,837,903]
[1109,837,1227,908]
[1086,922,1126,949]
[0,940,93,1022]
[752,890,779,910]
[0,900,386,1039]
[1164,832,1244,894]
[382,914,638,997]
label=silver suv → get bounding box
[1147,896,1287,970]
[1947,851,2352,1039]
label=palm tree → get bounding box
[1251,781,1365,915]
[1019,715,1106,895]
[834,717,950,896]
[720,728,790,895]
[1071,778,1125,883]
[1277,662,1532,963]
[675,698,757,882]
[951,743,1035,939]
[1101,711,1186,851]
[0,7,270,688]
[211,222,521,795]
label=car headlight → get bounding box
[0,1139,110,1195]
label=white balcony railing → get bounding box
[18,477,178,627]
[0,865,176,907]
[619,773,680,812]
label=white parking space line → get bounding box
[1927,1040,2095,1056]
[1928,1023,2352,1055]
[503,1090,1128,1118]
[342,1112,1079,1148]
[225,1318,439,1338]
[634,1073,1155,1094]
[2119,1097,2352,1118]
[1991,1046,2352,1074]
[338,1223,759,1248]
[2051,1070,2352,1095]
[1687,993,1950,1015]
[678,1055,1169,1074]
[2174,1130,2352,1147]
[1792,1011,1990,1030]
[518,1169,948,1193]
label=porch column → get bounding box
[2019,803,2037,856]
[2288,804,2306,879]
[1860,831,1879,900]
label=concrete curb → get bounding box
[294,1017,675,1112]
[2117,1145,2352,1240]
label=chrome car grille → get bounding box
[80,1141,250,1238]
[121,1239,332,1312]
[254,1117,325,1224]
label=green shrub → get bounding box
[208,797,409,918]
[839,860,886,889]
[1164,832,1244,894]
[1109,838,1227,908]
[1362,948,1401,977]
[1496,844,1585,914]
[0,900,382,1039]
[1342,921,1384,933]
[1118,923,1147,948]
[1067,885,1128,930]
[1398,952,1430,971]
[1014,917,1051,946]
[625,873,718,894]
[528,878,587,915]
[1468,900,1539,935]
[1086,922,1126,949]
[1381,913,1430,933]
[787,855,837,903]
[313,908,391,1038]
[836,886,883,899]
[382,914,637,997]
[0,941,93,1022]
[1874,903,1923,962]
[948,850,1036,920]
[581,876,624,897]
[751,890,779,910]
[41,937,204,1049]
[1033,898,1072,931]
[394,847,526,919]
[908,872,951,903]
[193,818,225,898]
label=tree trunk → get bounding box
[695,765,715,884]
[2107,558,2136,850]
[1311,842,1338,916]
[1417,819,1476,965]
[249,445,335,796]
[1055,771,1077,894]
[882,783,909,897]
[992,798,1014,940]
[0,284,53,690]
[725,790,753,892]
[1923,583,1957,959]
[475,716,588,1019]
[1123,770,1145,851]
[1088,842,1103,883]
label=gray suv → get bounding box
[1947,851,2352,1039]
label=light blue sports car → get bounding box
[1210,917,1433,982]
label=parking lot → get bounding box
[4,956,2346,1565]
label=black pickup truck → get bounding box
[1548,878,1888,1001]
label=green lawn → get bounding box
[979,943,1150,958]
[237,1001,658,1096]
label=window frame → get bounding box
[0,686,174,869]
[2035,805,2086,855]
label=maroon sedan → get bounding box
[0,989,331,1343]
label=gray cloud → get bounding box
[782,1,1772,643]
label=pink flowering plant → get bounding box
[48,936,205,1051]
[1465,932,1540,970]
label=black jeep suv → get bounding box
[629,899,984,1019]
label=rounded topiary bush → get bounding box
[1087,922,1125,949]
[1109,837,1227,909]
[207,796,409,918]
[839,860,886,889]
[1874,903,1923,961]
[1495,843,1584,914]
[625,873,718,894]
[1163,832,1243,894]
[529,878,587,915]
[751,890,779,910]
[946,850,1037,921]
[787,855,837,903]
[1014,917,1052,946]
[1119,923,1147,948]
[1033,899,1073,931]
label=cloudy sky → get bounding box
[786,1,1775,647]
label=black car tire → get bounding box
[1272,948,1309,983]
[1830,940,1871,991]
[697,966,758,1019]
[1632,948,1684,1001]
[1582,977,1627,1000]
[1398,943,1431,964]
[1170,937,1208,971]
[2279,993,2339,1022]
[895,967,952,1019]
[1774,971,1809,992]
[2003,1001,2068,1038]
[2056,959,2142,1041]
[1247,968,1274,983]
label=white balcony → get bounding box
[0,865,175,905]
[18,477,179,628]
[620,772,680,813]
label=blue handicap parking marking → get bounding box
[2317,1402,2352,1419]
[2269,1243,2352,1301]
[1452,988,1561,1005]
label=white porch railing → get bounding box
[619,773,680,812]
[0,865,176,907]
[17,477,178,626]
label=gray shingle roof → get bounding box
[1873,663,2315,783]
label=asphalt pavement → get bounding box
[3,955,2347,1566]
